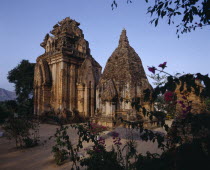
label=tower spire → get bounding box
[119,29,129,48]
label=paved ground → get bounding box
[0,123,164,170]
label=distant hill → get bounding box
[0,88,16,101]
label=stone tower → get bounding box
[96,29,152,124]
[34,17,101,118]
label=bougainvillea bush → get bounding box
[50,62,210,170]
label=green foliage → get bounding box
[0,103,11,123]
[157,113,210,170]
[150,72,210,105]
[53,149,68,165]
[168,113,210,145]
[0,100,18,123]
[74,126,141,170]
[48,61,210,169]
[6,60,35,117]
[49,125,79,168]
[49,113,210,169]
[118,65,210,169]
[148,73,167,86]
[18,98,34,116]
[118,114,210,170]
[134,152,164,170]
[154,93,176,119]
[165,142,210,170]
[131,97,142,112]
[3,116,39,148]
[205,97,210,111]
[146,0,210,35]
[148,0,210,33]
[0,103,11,124]
[50,122,108,168]
[80,148,124,170]
[7,60,35,103]
[0,97,33,123]
[71,122,107,149]
[111,0,210,36]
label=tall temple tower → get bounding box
[96,29,152,124]
[34,17,101,117]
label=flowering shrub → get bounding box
[49,125,79,167]
[148,66,156,74]
[49,61,210,169]
[164,91,174,102]
[80,147,124,170]
[177,99,192,117]
[88,123,107,135]
[158,62,167,69]
[111,131,122,146]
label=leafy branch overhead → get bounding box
[111,0,210,36]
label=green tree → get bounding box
[0,103,10,123]
[0,100,18,123]
[7,60,35,115]
[7,60,35,103]
[111,0,210,36]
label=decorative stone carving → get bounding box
[34,17,101,118]
[96,29,153,125]
[34,19,153,125]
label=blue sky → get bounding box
[0,0,209,91]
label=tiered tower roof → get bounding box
[99,29,152,100]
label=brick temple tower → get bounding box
[96,29,153,125]
[34,17,101,117]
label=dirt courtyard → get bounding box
[0,123,164,170]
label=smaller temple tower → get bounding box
[96,29,153,125]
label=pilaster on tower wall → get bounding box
[34,17,102,117]
[69,64,76,111]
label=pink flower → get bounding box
[178,101,186,108]
[111,131,119,138]
[98,137,105,146]
[148,66,156,74]
[93,146,101,152]
[113,137,122,145]
[178,101,183,104]
[158,62,167,69]
[164,91,174,102]
[182,110,187,114]
[182,96,187,100]
[186,106,192,112]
